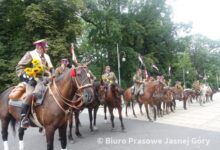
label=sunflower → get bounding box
[32,67,40,74]
[24,67,32,73]
[32,59,40,66]
[27,70,36,77]
[36,65,44,72]
[25,69,36,77]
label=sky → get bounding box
[166,0,220,40]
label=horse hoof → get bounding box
[121,127,126,132]
[93,126,98,131]
[69,139,75,144]
[76,133,83,138]
[111,128,116,132]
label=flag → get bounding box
[152,64,159,71]
[168,64,171,76]
[138,55,144,66]
[70,43,78,63]
[144,67,148,78]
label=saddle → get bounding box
[9,82,48,106]
[9,83,26,100]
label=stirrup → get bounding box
[20,117,30,128]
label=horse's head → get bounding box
[164,88,173,102]
[154,81,164,93]
[111,83,124,99]
[93,80,107,104]
[171,86,183,100]
[71,64,94,105]
[152,81,165,100]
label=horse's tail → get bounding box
[10,117,17,136]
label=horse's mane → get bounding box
[55,69,71,82]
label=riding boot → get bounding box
[20,103,30,128]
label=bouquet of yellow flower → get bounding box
[24,59,44,78]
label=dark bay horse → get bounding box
[0,65,94,150]
[103,83,125,131]
[67,80,106,141]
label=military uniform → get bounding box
[55,66,69,77]
[192,80,201,94]
[16,39,53,128]
[102,72,117,85]
[132,73,144,96]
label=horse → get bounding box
[170,85,185,109]
[124,86,143,118]
[103,83,125,131]
[0,65,94,150]
[138,81,164,121]
[154,87,174,116]
[67,80,107,141]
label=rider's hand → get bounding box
[20,73,30,83]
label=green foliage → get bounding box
[1,0,220,91]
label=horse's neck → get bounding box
[54,72,75,99]
[146,82,157,93]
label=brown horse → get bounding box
[0,65,94,150]
[124,87,143,118]
[103,83,125,131]
[138,81,164,121]
[67,80,107,141]
[170,86,185,109]
[153,87,174,116]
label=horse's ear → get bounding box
[100,79,104,85]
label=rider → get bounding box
[101,65,118,85]
[192,80,201,94]
[132,68,145,99]
[16,39,54,128]
[55,58,70,77]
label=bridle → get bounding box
[49,66,93,113]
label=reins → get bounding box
[49,66,92,112]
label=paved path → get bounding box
[0,93,220,150]
[94,92,220,132]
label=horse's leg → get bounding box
[93,105,99,130]
[118,106,125,131]
[211,94,213,102]
[162,101,165,115]
[169,101,173,112]
[183,98,187,110]
[145,104,152,122]
[74,111,82,137]
[108,107,115,130]
[104,104,107,123]
[173,98,176,110]
[45,126,55,150]
[160,101,163,117]
[59,124,67,150]
[18,127,26,150]
[1,117,10,150]
[67,113,74,143]
[139,103,144,115]
[88,108,94,132]
[131,100,137,118]
[153,105,157,121]
[125,103,128,117]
